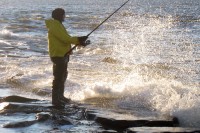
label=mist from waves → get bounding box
[0,0,199,128]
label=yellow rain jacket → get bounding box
[45,19,79,57]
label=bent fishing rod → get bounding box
[66,0,130,55]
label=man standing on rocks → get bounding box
[45,8,87,108]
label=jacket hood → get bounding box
[45,19,60,29]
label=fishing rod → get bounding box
[66,0,130,55]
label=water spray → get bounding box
[66,0,130,55]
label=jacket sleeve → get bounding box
[49,21,79,45]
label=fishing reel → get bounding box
[81,40,91,47]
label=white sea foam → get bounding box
[0,29,17,39]
[64,73,200,127]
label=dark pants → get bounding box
[50,56,69,104]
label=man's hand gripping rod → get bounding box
[66,0,130,55]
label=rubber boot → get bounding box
[52,81,65,108]
[59,82,71,103]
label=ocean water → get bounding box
[0,0,200,128]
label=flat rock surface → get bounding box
[0,95,199,133]
[86,109,178,131]
[126,127,200,133]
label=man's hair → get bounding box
[52,8,65,22]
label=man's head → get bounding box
[52,8,65,22]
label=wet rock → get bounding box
[101,130,118,133]
[86,110,178,131]
[0,95,39,103]
[2,112,51,128]
[1,95,197,133]
[53,116,74,125]
[3,120,37,128]
[67,124,117,133]
[36,112,51,121]
[0,95,88,131]
[42,129,66,133]
[126,127,200,133]
[0,102,52,114]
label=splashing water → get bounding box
[0,0,199,128]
